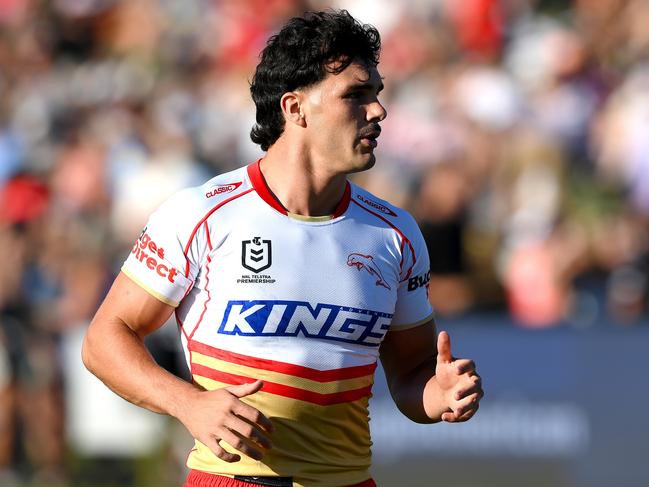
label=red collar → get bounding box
[247,160,351,218]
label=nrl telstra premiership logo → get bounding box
[241,237,272,273]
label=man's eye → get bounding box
[345,91,362,99]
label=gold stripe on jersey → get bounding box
[187,376,372,487]
[191,352,374,394]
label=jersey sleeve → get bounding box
[121,192,197,307]
[390,221,434,329]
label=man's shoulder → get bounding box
[349,183,420,236]
[202,165,251,197]
[158,165,252,216]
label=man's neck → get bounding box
[260,141,348,217]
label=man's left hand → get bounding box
[433,331,483,422]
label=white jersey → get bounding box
[122,160,433,487]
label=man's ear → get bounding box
[280,92,306,127]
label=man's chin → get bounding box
[348,155,376,174]
[363,156,376,171]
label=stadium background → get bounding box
[0,0,647,486]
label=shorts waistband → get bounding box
[183,470,377,487]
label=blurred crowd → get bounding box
[0,0,648,485]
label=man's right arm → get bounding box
[81,272,274,462]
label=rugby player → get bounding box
[82,10,483,487]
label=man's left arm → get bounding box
[379,319,483,423]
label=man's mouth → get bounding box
[359,127,381,148]
[360,137,378,149]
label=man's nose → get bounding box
[367,100,387,122]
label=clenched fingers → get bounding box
[442,400,480,422]
[454,374,482,401]
[443,392,481,422]
[453,359,476,375]
[455,391,481,416]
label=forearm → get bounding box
[83,313,275,463]
[82,316,196,419]
[383,326,483,425]
[389,362,449,424]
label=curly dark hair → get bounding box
[249,10,381,151]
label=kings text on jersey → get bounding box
[218,300,393,346]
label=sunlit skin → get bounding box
[81,54,482,471]
[259,59,386,217]
[300,60,386,174]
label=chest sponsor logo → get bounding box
[355,194,397,217]
[131,229,179,283]
[218,300,393,347]
[206,182,242,198]
[242,237,272,273]
[347,253,391,290]
[407,270,431,292]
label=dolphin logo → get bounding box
[347,253,391,290]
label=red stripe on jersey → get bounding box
[183,220,215,342]
[248,160,351,218]
[190,340,376,382]
[188,256,213,343]
[191,363,373,406]
[182,188,254,278]
[204,221,213,251]
[351,199,417,281]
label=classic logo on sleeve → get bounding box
[218,300,393,346]
[131,228,179,283]
[206,181,243,198]
[355,194,397,217]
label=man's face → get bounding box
[300,60,387,174]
